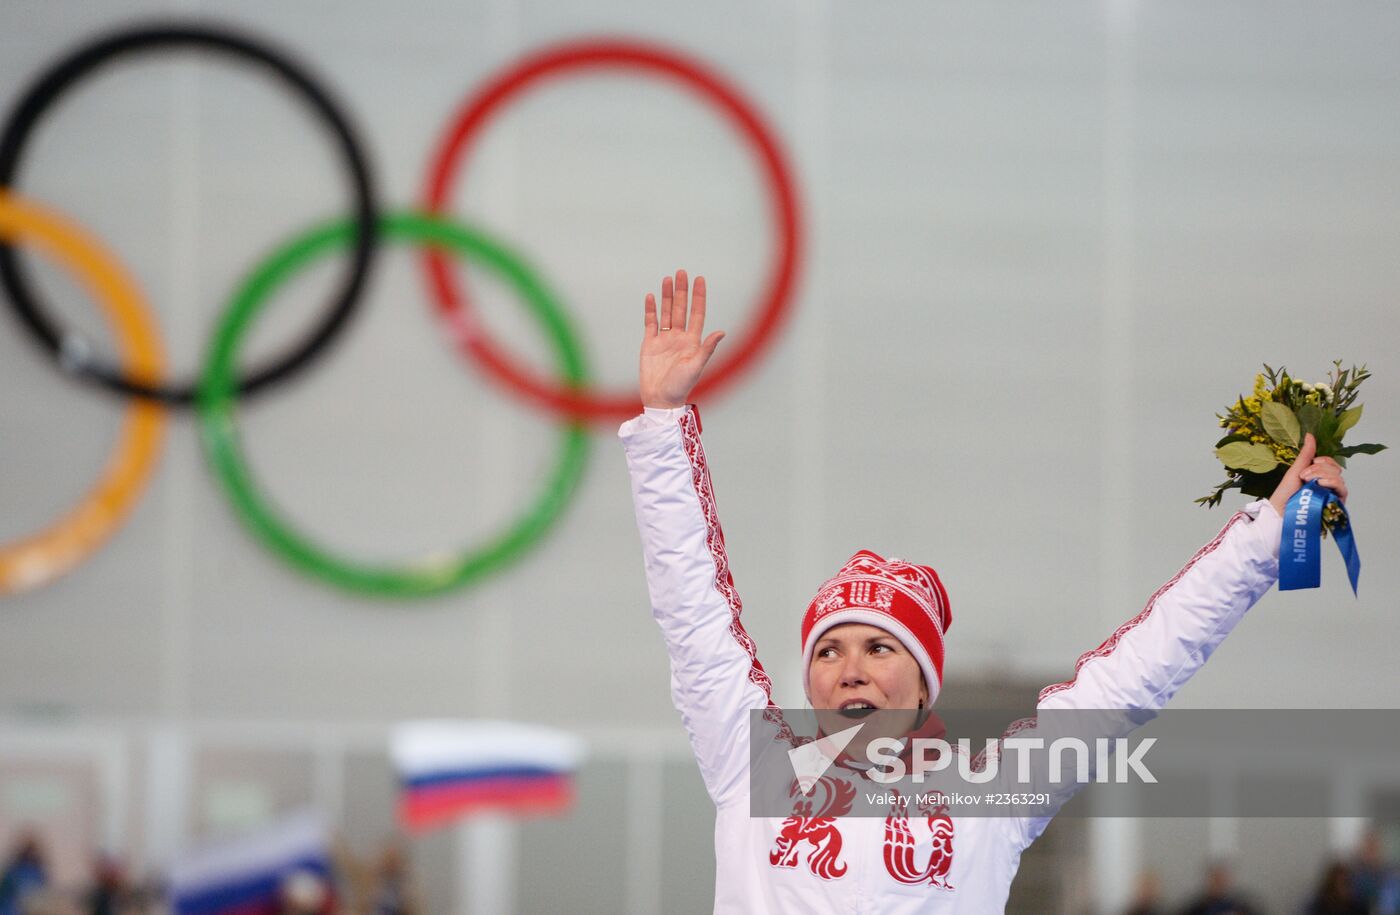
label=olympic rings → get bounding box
[0,21,380,406]
[197,212,590,597]
[422,39,802,421]
[3,23,802,598]
[0,192,167,594]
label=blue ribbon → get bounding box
[1278,480,1361,595]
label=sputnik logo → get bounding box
[787,724,865,795]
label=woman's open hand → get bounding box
[639,269,725,409]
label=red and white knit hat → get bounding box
[800,550,953,706]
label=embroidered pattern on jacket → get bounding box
[678,408,776,702]
[769,776,855,880]
[883,793,955,889]
[969,715,1039,774]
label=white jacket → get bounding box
[620,405,1283,914]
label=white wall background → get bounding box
[2,0,1398,911]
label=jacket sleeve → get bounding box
[619,405,774,809]
[1009,497,1283,847]
[1036,498,1282,712]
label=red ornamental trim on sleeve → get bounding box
[968,715,1039,774]
[677,408,777,706]
[1037,511,1247,705]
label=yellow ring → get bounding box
[0,191,167,594]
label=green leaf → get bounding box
[1216,441,1281,473]
[1196,477,1244,509]
[1260,401,1301,447]
[1335,442,1388,457]
[1297,403,1322,435]
[1215,433,1251,448]
[1336,404,1363,438]
[1314,411,1341,457]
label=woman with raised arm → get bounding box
[618,269,1348,914]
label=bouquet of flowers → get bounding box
[1198,361,1386,536]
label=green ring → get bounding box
[197,211,590,597]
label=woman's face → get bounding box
[808,622,927,746]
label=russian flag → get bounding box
[391,721,585,833]
[168,811,333,915]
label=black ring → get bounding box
[0,21,380,405]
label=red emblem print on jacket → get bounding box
[769,776,856,880]
[883,795,955,889]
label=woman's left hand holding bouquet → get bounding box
[1267,433,1349,520]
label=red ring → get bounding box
[420,39,802,421]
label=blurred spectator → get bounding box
[1353,830,1386,905]
[1304,860,1367,915]
[1351,828,1400,914]
[367,843,420,915]
[84,856,132,915]
[1124,869,1164,915]
[0,832,48,915]
[1178,860,1261,915]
